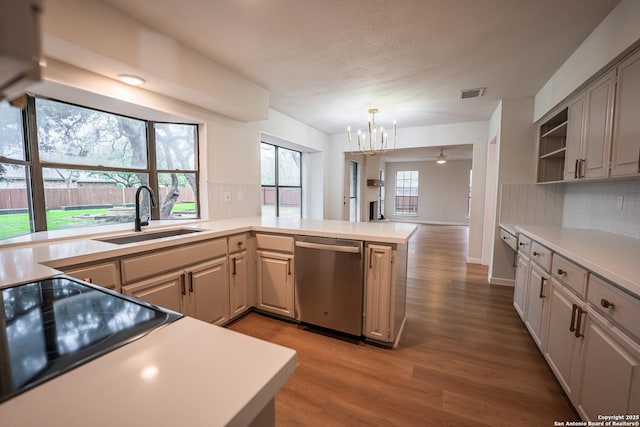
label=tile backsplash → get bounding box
[499,184,564,226]
[500,179,640,239]
[562,179,640,239]
[206,182,261,219]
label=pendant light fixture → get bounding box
[436,149,447,164]
[347,108,397,156]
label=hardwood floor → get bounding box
[228,225,577,426]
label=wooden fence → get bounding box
[0,187,195,210]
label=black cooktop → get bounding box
[0,276,182,403]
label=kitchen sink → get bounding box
[95,228,203,245]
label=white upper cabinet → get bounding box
[562,70,615,181]
[611,48,640,177]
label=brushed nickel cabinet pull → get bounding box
[539,277,547,298]
[574,159,579,179]
[188,272,194,293]
[574,307,585,338]
[180,276,186,296]
[369,247,373,269]
[570,303,578,332]
[287,258,292,276]
[232,257,237,276]
[600,298,615,309]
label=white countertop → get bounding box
[0,216,415,423]
[514,225,640,298]
[0,216,417,288]
[0,317,297,427]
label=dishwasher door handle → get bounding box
[295,241,361,254]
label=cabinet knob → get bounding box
[238,241,243,247]
[533,251,540,256]
[557,269,565,275]
[600,299,615,309]
[502,236,507,240]
[518,242,526,246]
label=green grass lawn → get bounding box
[0,202,197,241]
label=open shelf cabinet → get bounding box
[537,107,568,183]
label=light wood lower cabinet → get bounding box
[122,270,183,313]
[229,250,249,319]
[62,261,121,292]
[186,257,229,326]
[256,250,294,318]
[364,244,393,342]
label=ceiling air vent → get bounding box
[459,87,486,100]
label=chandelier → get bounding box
[347,108,397,155]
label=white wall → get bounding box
[488,97,536,286]
[534,0,640,121]
[41,0,269,122]
[384,160,472,225]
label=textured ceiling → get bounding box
[101,0,620,135]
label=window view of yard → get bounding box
[0,98,199,240]
[0,203,196,240]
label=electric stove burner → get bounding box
[0,276,182,403]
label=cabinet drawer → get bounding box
[552,254,588,297]
[122,238,227,283]
[517,234,532,256]
[255,233,294,253]
[500,229,517,251]
[587,274,640,341]
[64,261,119,291]
[228,233,247,253]
[530,241,552,271]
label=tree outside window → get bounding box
[0,96,200,240]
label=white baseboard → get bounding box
[490,277,515,287]
[466,257,482,264]
[393,316,408,349]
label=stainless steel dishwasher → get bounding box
[294,235,364,336]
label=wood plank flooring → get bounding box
[228,225,577,426]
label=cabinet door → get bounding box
[229,251,249,319]
[582,70,615,179]
[577,311,640,421]
[564,93,586,181]
[64,261,120,292]
[513,253,529,320]
[364,244,392,342]
[525,262,549,349]
[187,257,229,325]
[122,271,183,313]
[611,49,640,177]
[544,281,583,402]
[257,251,294,318]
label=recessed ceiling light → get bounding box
[118,74,145,86]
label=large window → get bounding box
[260,143,301,218]
[0,96,199,240]
[395,170,419,215]
[0,101,31,239]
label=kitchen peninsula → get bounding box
[0,217,416,426]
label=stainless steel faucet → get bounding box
[134,185,156,232]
